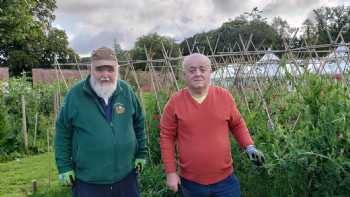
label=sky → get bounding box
[53,0,350,56]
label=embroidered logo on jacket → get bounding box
[115,103,125,114]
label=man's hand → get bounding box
[166,172,181,192]
[246,145,265,166]
[135,159,146,174]
[58,170,75,186]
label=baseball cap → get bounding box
[91,47,118,67]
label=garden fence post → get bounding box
[32,179,37,194]
[22,95,28,152]
[33,112,38,147]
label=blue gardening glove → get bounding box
[58,170,75,186]
[135,159,146,174]
[246,145,265,166]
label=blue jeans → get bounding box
[180,174,240,197]
[72,169,140,197]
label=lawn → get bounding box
[0,153,70,197]
[0,153,171,197]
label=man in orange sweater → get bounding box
[160,53,265,196]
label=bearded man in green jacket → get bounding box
[54,47,147,197]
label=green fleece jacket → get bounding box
[54,76,147,184]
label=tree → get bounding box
[130,33,180,70]
[0,0,79,76]
[181,12,280,55]
[113,39,128,62]
[271,17,291,39]
[43,27,79,66]
[243,7,267,23]
[302,6,350,44]
[302,18,318,45]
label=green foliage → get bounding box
[0,0,79,76]
[139,164,175,197]
[0,86,11,157]
[0,77,67,161]
[181,13,281,55]
[236,74,350,196]
[142,91,169,165]
[179,5,350,54]
[43,28,80,66]
[1,73,349,196]
[139,74,350,196]
[271,16,295,40]
[113,40,128,62]
[130,33,180,70]
[302,5,350,45]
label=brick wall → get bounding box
[0,67,9,80]
[32,68,89,85]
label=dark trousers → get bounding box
[72,170,140,197]
[180,174,240,197]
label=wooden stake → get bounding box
[32,179,37,193]
[22,95,28,152]
[33,112,38,147]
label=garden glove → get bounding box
[58,170,75,186]
[135,158,146,174]
[246,145,265,166]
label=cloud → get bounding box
[69,31,133,56]
[263,0,322,14]
[54,0,225,54]
[262,0,350,26]
[211,0,251,14]
[53,0,348,55]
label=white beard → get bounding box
[90,75,117,104]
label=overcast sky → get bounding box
[53,0,350,55]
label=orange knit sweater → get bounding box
[160,86,254,185]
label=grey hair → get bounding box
[182,53,212,70]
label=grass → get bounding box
[0,153,171,197]
[0,152,69,197]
